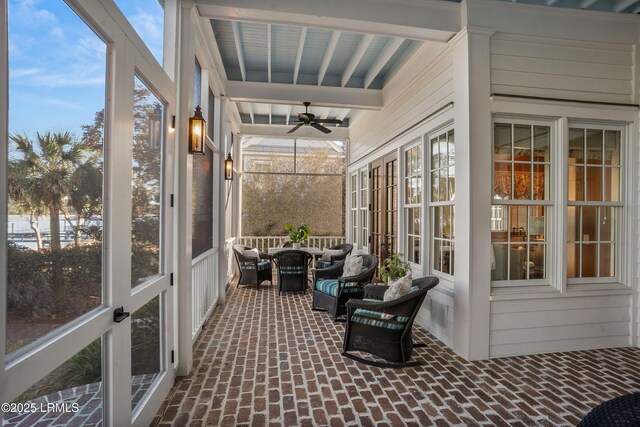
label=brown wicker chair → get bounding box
[233,244,273,289]
[273,250,312,294]
[315,243,354,269]
[342,276,439,368]
[312,254,377,321]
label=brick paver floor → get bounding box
[152,280,640,426]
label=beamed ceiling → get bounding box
[196,0,640,135]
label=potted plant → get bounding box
[379,253,411,284]
[284,223,311,249]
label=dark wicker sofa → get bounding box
[232,244,273,289]
[342,276,439,368]
[312,254,377,321]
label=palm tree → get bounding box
[10,132,87,251]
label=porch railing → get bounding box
[191,248,219,341]
[237,236,346,253]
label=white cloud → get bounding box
[10,67,43,78]
[50,26,65,40]
[38,98,83,110]
[9,0,57,27]
[129,9,164,58]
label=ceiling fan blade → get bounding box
[287,123,304,134]
[310,122,331,134]
[316,119,343,124]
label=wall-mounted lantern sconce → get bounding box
[188,105,206,155]
[224,153,234,180]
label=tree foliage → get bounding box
[242,150,345,236]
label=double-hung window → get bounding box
[404,142,422,266]
[491,121,551,285]
[491,119,626,287]
[351,173,357,244]
[430,129,455,276]
[359,169,368,248]
[567,126,622,282]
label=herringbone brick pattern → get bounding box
[152,280,640,426]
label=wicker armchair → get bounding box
[273,250,312,294]
[233,244,273,289]
[315,243,354,269]
[579,393,640,426]
[342,276,439,368]
[312,254,377,321]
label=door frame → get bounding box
[0,1,176,425]
[369,151,398,272]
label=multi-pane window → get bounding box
[430,130,455,275]
[351,173,357,243]
[491,122,550,283]
[359,169,368,248]
[404,143,422,265]
[567,127,621,280]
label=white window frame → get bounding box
[491,117,554,288]
[566,122,626,286]
[358,167,369,251]
[403,139,423,268]
[350,172,358,244]
[428,127,455,281]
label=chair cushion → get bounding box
[279,265,305,275]
[353,299,411,323]
[316,260,333,269]
[242,248,260,259]
[321,249,343,261]
[343,255,363,277]
[315,279,362,297]
[351,314,410,330]
[241,261,271,271]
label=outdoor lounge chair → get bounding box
[233,244,273,289]
[273,249,312,294]
[315,243,354,269]
[312,254,377,321]
[342,276,439,368]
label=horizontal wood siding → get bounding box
[349,47,453,163]
[490,294,631,358]
[490,33,634,104]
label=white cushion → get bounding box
[321,249,343,261]
[382,272,413,319]
[342,255,363,278]
[242,248,260,260]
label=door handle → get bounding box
[114,306,130,323]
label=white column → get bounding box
[0,0,9,404]
[217,95,228,304]
[450,27,494,360]
[175,2,196,376]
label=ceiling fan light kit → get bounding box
[287,101,343,134]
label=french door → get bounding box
[1,1,175,425]
[370,152,398,271]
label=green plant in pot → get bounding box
[284,223,311,249]
[380,253,411,284]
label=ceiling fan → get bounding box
[287,102,343,134]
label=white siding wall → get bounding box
[487,27,638,358]
[349,44,454,164]
[490,295,631,358]
[490,33,634,104]
[348,43,456,345]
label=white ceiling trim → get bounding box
[226,81,383,110]
[363,38,405,89]
[341,34,374,87]
[318,31,342,86]
[195,0,459,42]
[231,21,247,81]
[293,28,307,85]
[241,123,350,139]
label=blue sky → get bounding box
[8,0,163,139]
